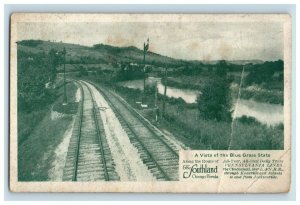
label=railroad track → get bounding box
[85,80,179,181]
[62,81,119,181]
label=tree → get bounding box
[78,65,88,76]
[48,49,62,81]
[17,51,56,112]
[197,60,232,121]
[244,60,283,86]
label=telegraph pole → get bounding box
[162,67,168,116]
[143,44,146,92]
[154,82,158,122]
[142,38,149,104]
[62,47,67,105]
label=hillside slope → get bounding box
[17,40,184,67]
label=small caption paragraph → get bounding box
[180,151,284,181]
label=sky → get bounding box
[17,22,283,61]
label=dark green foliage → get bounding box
[18,114,73,181]
[236,115,260,124]
[226,63,243,72]
[49,49,63,81]
[93,43,139,54]
[18,109,48,146]
[230,122,284,150]
[244,60,284,87]
[18,40,43,47]
[215,60,229,76]
[157,94,187,106]
[240,89,283,105]
[78,65,89,77]
[197,60,232,121]
[114,63,146,81]
[17,48,62,112]
[180,65,202,76]
[18,82,79,181]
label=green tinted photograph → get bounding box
[15,14,285,182]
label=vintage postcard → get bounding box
[10,13,291,192]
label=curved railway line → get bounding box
[62,81,119,181]
[86,81,180,181]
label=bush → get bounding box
[244,60,284,87]
[77,65,88,77]
[236,115,260,124]
[240,89,283,105]
[18,40,43,47]
[17,47,62,112]
[197,61,232,121]
[197,76,232,121]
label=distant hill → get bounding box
[17,40,271,70]
[202,59,264,65]
[228,60,264,65]
[17,40,185,67]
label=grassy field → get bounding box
[157,104,283,150]
[18,109,49,146]
[18,81,78,181]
